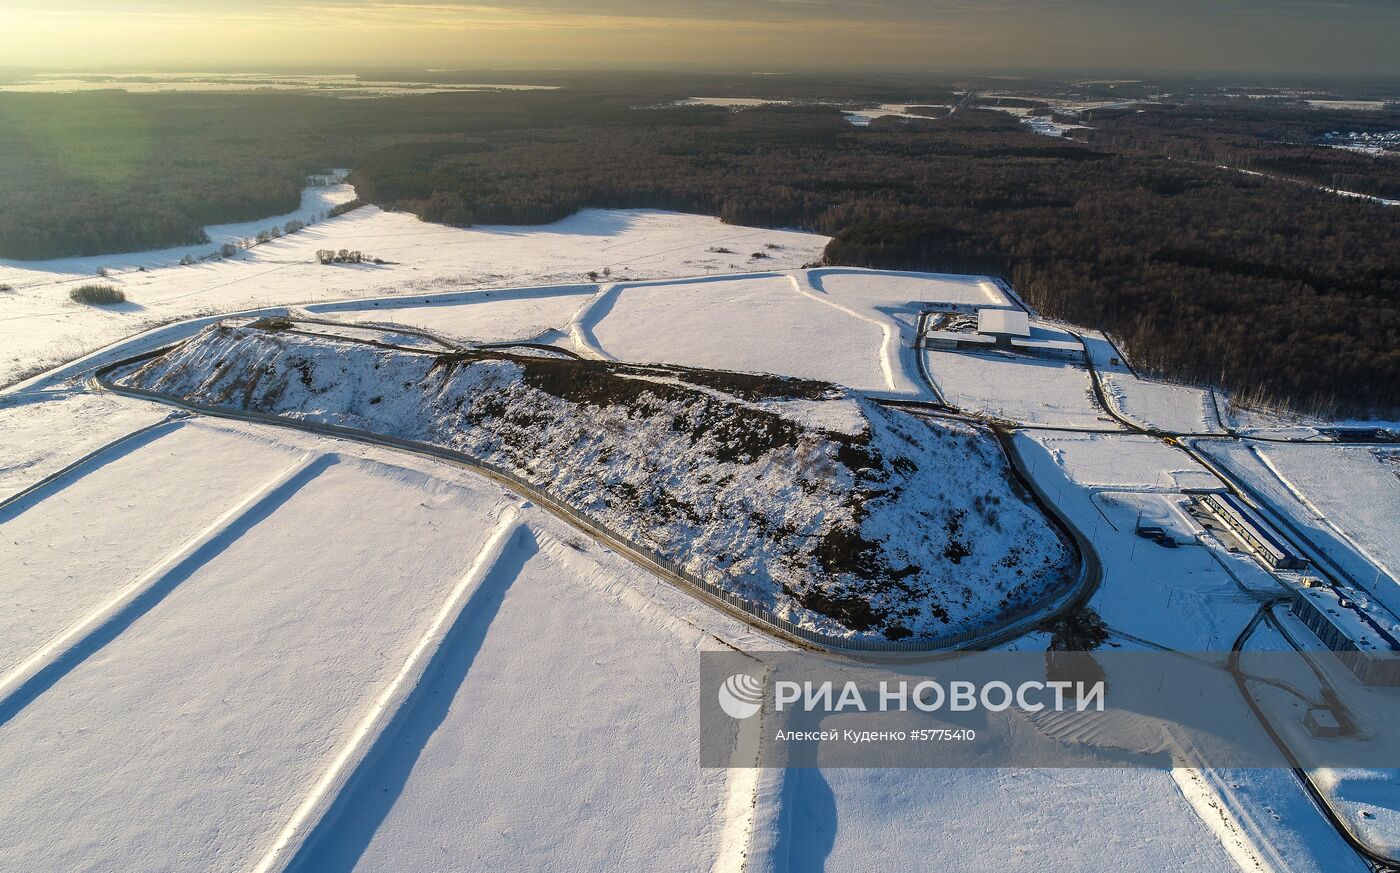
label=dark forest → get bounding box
[1,84,1396,415]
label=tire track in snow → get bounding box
[253,506,525,873]
[0,450,330,725]
[0,414,186,514]
[710,658,769,873]
[787,272,900,392]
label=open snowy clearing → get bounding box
[1077,331,1227,435]
[584,273,895,392]
[756,766,1241,872]
[1100,372,1225,434]
[0,391,170,496]
[321,284,596,345]
[0,415,766,871]
[582,269,1007,397]
[287,527,743,872]
[0,203,827,388]
[0,420,313,676]
[925,349,1120,429]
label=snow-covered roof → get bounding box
[1296,585,1400,653]
[977,308,1030,338]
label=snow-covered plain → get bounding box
[0,416,767,871]
[0,391,170,495]
[584,273,895,392]
[323,284,596,345]
[576,267,1005,398]
[926,349,1119,429]
[4,184,1397,871]
[0,201,827,388]
[757,766,1241,872]
[1100,371,1225,434]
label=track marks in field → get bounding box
[0,416,185,516]
[267,509,530,873]
[792,271,900,392]
[0,451,330,727]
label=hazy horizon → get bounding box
[0,1,1396,77]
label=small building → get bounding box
[1198,492,1307,570]
[1304,707,1342,737]
[1292,585,1400,686]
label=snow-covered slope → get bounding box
[0,207,826,389]
[117,321,1077,642]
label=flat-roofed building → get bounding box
[1292,585,1400,686]
[924,308,1084,362]
[1198,492,1307,570]
[977,308,1031,339]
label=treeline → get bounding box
[2,87,1397,416]
[1079,102,1400,200]
[0,86,692,260]
[348,105,1400,416]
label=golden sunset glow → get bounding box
[0,1,1396,73]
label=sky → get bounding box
[0,0,1396,76]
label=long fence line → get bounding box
[93,342,1086,657]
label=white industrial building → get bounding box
[924,308,1086,362]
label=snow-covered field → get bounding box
[925,349,1119,429]
[758,767,1242,872]
[584,273,909,393]
[1080,334,1227,435]
[0,391,170,495]
[324,284,596,345]
[3,183,1397,870]
[0,415,768,870]
[1100,371,1225,434]
[0,200,827,388]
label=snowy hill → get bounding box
[117,320,1078,641]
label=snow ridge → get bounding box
[119,322,1077,641]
